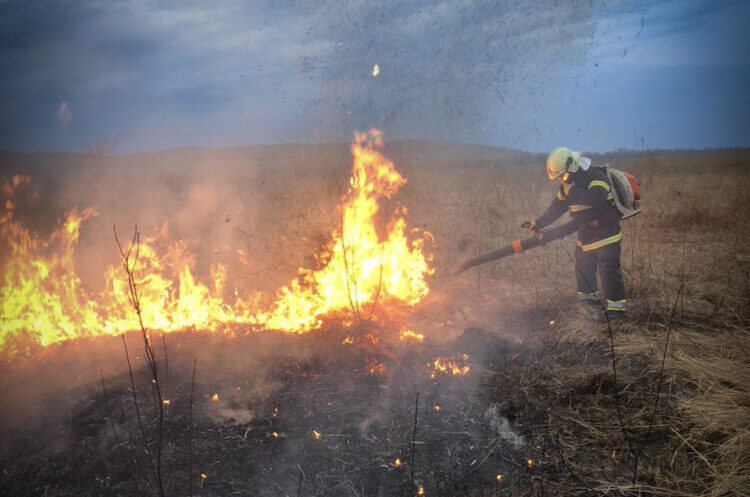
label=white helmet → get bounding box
[546,147,581,180]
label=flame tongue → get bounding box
[0,130,434,353]
[256,129,433,332]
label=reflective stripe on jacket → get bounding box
[535,166,621,251]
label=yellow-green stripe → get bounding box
[578,231,622,251]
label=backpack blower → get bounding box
[453,167,641,276]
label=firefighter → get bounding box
[522,147,626,312]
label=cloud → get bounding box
[56,100,71,123]
[0,0,748,152]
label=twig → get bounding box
[632,283,683,483]
[560,244,636,466]
[297,467,304,497]
[410,392,419,486]
[339,200,361,325]
[100,370,142,494]
[114,225,166,497]
[161,332,169,401]
[121,333,157,491]
[367,248,385,322]
[189,355,197,497]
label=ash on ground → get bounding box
[0,325,537,497]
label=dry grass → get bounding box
[409,151,750,496]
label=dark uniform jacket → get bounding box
[535,166,622,251]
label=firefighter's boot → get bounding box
[606,299,626,312]
[577,291,599,305]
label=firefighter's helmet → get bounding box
[546,147,581,180]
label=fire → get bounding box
[312,429,322,440]
[211,393,219,402]
[0,130,434,354]
[366,359,386,375]
[254,129,433,332]
[428,354,470,378]
[399,329,424,343]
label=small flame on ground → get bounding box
[312,429,322,440]
[162,399,170,406]
[496,474,503,483]
[399,330,424,343]
[417,487,425,496]
[527,458,533,468]
[433,404,441,411]
[342,336,354,345]
[211,393,219,402]
[428,354,470,378]
[393,458,401,468]
[271,432,279,439]
[367,359,386,375]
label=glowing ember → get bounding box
[393,458,402,468]
[496,474,503,483]
[162,399,171,406]
[433,404,441,411]
[342,336,354,345]
[312,429,322,440]
[417,487,425,496]
[271,431,279,439]
[367,359,386,375]
[0,130,434,354]
[428,354,470,378]
[527,458,533,468]
[211,393,219,402]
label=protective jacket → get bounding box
[535,166,621,251]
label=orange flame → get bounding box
[399,329,424,343]
[428,354,470,378]
[0,130,434,354]
[254,130,433,331]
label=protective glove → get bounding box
[560,180,572,197]
[520,220,539,234]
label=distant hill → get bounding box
[0,140,542,180]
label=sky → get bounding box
[0,0,748,154]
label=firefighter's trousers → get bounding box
[574,241,625,302]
